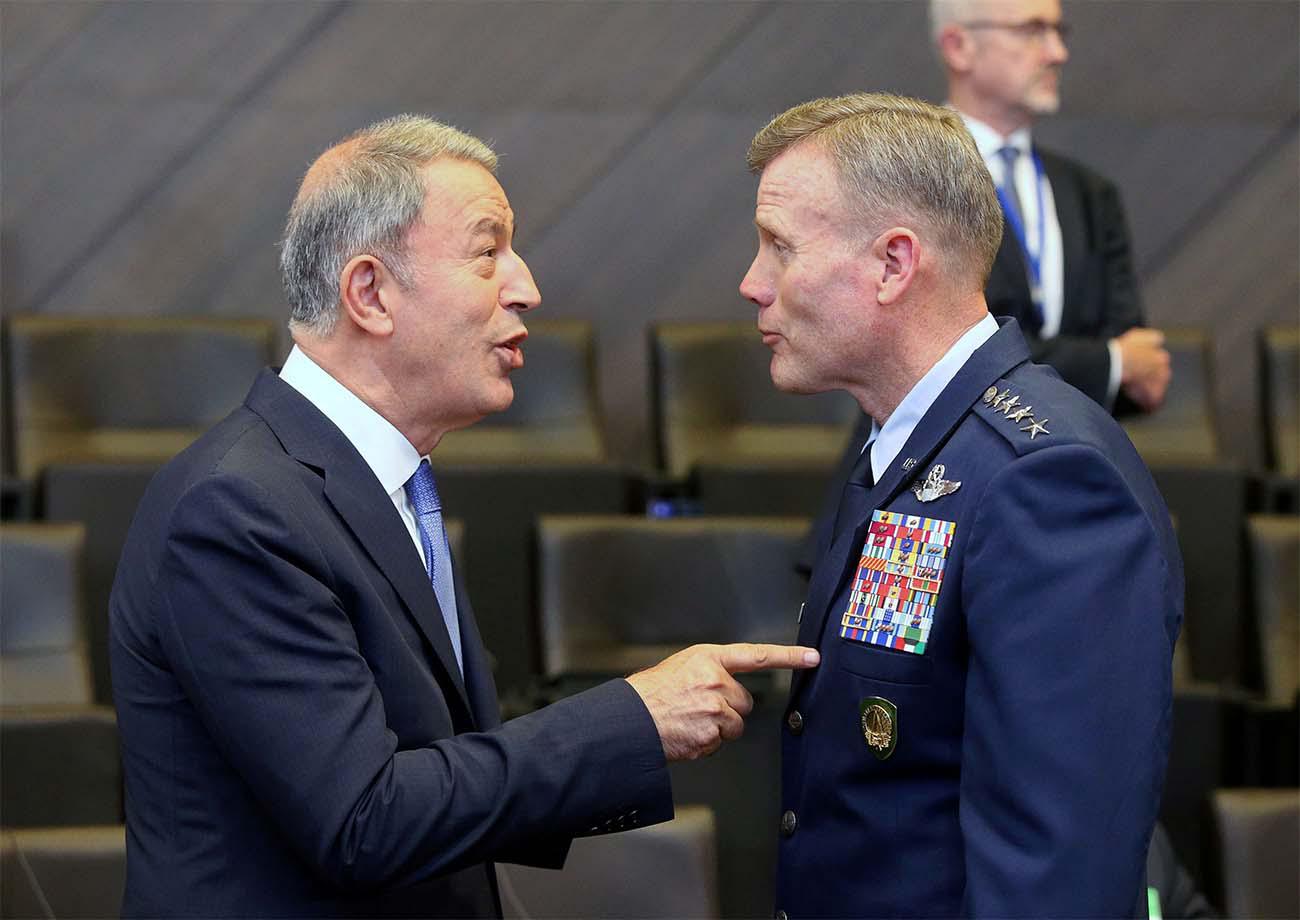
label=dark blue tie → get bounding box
[404,460,463,672]
[997,145,1025,228]
[833,441,876,535]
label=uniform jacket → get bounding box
[109,369,672,918]
[776,320,1181,918]
[986,147,1144,408]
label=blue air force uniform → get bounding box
[777,319,1182,918]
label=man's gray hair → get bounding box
[929,0,988,44]
[746,92,1003,284]
[280,114,497,337]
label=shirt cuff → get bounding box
[1105,339,1124,407]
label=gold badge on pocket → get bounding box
[859,696,897,760]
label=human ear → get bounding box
[339,254,396,337]
[872,228,920,306]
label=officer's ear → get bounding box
[338,253,396,338]
[871,227,920,306]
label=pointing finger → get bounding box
[717,643,820,674]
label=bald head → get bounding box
[280,115,497,338]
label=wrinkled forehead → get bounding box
[417,157,513,233]
[966,0,1062,22]
[756,142,853,227]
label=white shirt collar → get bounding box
[958,111,1033,162]
[865,313,1000,483]
[278,345,423,496]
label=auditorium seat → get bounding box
[42,462,163,704]
[0,706,121,827]
[435,319,606,464]
[1260,326,1299,476]
[499,806,718,919]
[1212,789,1299,920]
[0,524,92,706]
[1148,462,1249,688]
[536,515,807,679]
[5,315,278,480]
[1122,328,1219,464]
[1246,515,1299,704]
[0,826,125,919]
[649,322,858,509]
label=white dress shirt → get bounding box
[278,345,429,567]
[961,113,1122,402]
[863,313,1000,483]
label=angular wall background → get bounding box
[3,0,1296,466]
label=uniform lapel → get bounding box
[245,370,474,719]
[791,321,1032,701]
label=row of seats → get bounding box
[3,316,1298,484]
[0,806,721,920]
[5,511,1297,712]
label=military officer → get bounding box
[740,93,1182,917]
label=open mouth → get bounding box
[494,331,527,369]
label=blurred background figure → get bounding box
[932,0,1171,414]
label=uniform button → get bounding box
[780,810,798,837]
[776,911,789,920]
[786,710,804,735]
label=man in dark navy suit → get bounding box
[740,92,1181,916]
[109,115,818,918]
[932,0,1169,413]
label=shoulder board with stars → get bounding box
[977,385,1050,440]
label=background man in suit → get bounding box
[933,0,1170,413]
[110,115,818,918]
[740,93,1181,916]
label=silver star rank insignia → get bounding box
[1021,418,1050,439]
[911,464,962,502]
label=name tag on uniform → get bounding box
[839,510,955,655]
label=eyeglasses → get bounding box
[960,18,1071,42]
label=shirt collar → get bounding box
[957,110,1033,162]
[278,345,423,496]
[865,313,1000,483]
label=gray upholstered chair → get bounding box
[0,523,92,706]
[1261,326,1299,476]
[435,319,606,464]
[650,321,859,481]
[1122,327,1220,464]
[5,315,277,480]
[1246,515,1299,705]
[0,826,126,919]
[536,515,807,679]
[1212,789,1299,920]
[0,706,122,827]
[499,805,718,919]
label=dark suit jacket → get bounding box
[109,369,673,918]
[777,320,1181,917]
[986,146,1144,408]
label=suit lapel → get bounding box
[1039,148,1087,323]
[244,370,474,720]
[791,321,1032,701]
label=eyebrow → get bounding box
[468,215,515,241]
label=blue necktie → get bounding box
[405,460,463,672]
[833,440,876,534]
[997,145,1025,229]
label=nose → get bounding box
[1045,25,1069,64]
[739,256,772,309]
[503,249,541,313]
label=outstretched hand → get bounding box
[626,643,820,762]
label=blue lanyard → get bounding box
[995,150,1046,308]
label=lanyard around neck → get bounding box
[995,149,1046,307]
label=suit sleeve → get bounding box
[958,445,1174,916]
[155,472,673,891]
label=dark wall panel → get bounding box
[1,0,1296,467]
